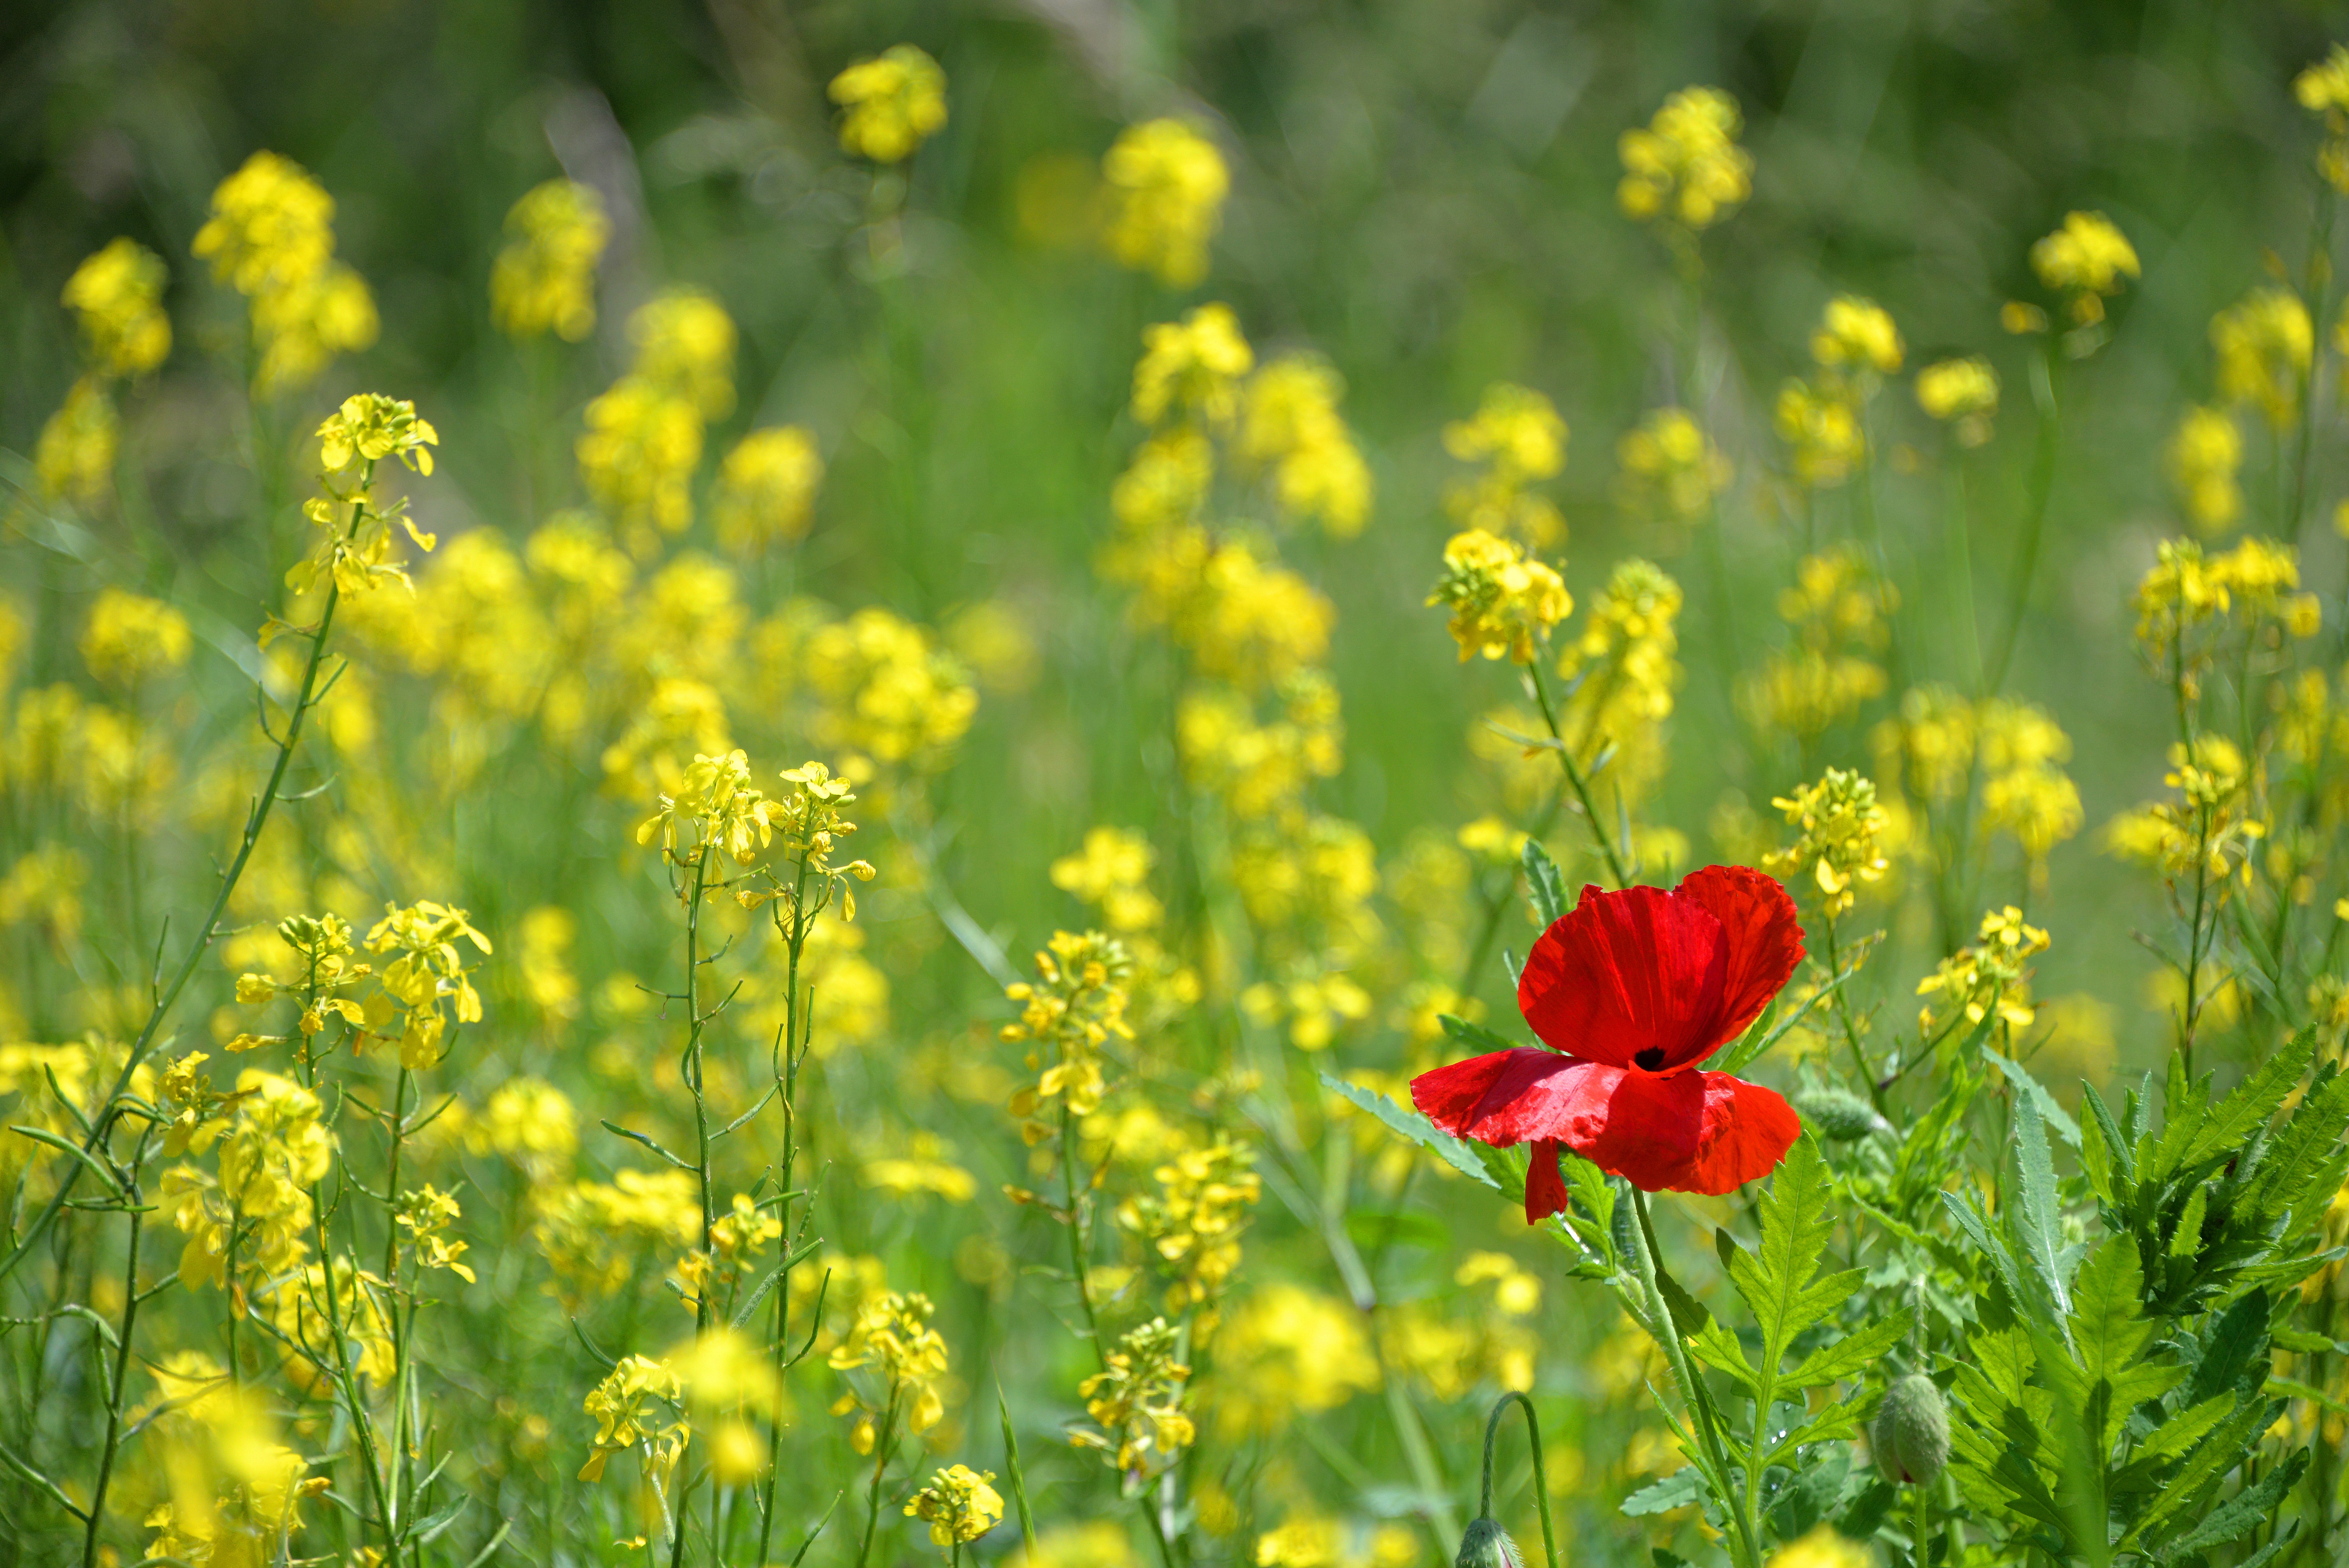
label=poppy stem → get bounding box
[1626,1188,1763,1568]
[1478,1392,1559,1568]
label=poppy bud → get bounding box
[1454,1517,1526,1568]
[1795,1087,1894,1141]
[1872,1373,1950,1485]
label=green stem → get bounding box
[1627,1188,1761,1568]
[1982,347,2060,699]
[852,1395,900,1568]
[1819,914,1882,1108]
[1525,657,1632,887]
[1478,1392,1559,1568]
[79,1160,147,1568]
[1912,1473,1933,1568]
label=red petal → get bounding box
[1412,1050,1620,1147]
[1668,866,1807,1068]
[1568,1067,1707,1190]
[1517,884,1729,1068]
[1524,1140,1568,1224]
[1657,1073,1802,1195]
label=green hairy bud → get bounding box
[1796,1087,1895,1141]
[1454,1518,1526,1568]
[1873,1373,1950,1485]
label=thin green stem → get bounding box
[79,1156,148,1568]
[1819,914,1881,1108]
[1627,1188,1761,1568]
[1525,657,1632,888]
[852,1395,901,1568]
[1478,1392,1559,1568]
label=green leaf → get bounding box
[2184,1291,2271,1409]
[1727,1134,1842,1370]
[2269,1327,2347,1354]
[2004,1095,2074,1329]
[2123,1397,2279,1548]
[1319,1073,1498,1190]
[2051,1242,2178,1452]
[1522,838,1568,927]
[2082,1081,2133,1197]
[1985,1049,2082,1149]
[1621,1468,1704,1518]
[2157,1450,2308,1559]
[1943,1191,2034,1321]
[1786,1312,1913,1390]
[1689,1317,1760,1394]
[2182,1027,2317,1172]
[1438,1013,1529,1055]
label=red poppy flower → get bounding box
[1412,865,1806,1221]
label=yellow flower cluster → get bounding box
[1617,86,1754,232]
[1915,907,2050,1033]
[1116,1135,1261,1313]
[1738,546,1893,739]
[579,1354,689,1482]
[396,1183,476,1282]
[532,1169,700,1306]
[37,235,174,504]
[2028,211,2139,326]
[1446,382,1568,547]
[1428,529,1569,664]
[1206,1283,1379,1439]
[291,393,441,601]
[1775,378,1864,490]
[1875,689,2083,871]
[713,425,825,555]
[2132,536,2320,683]
[906,1464,1005,1550]
[1810,295,1904,378]
[2167,406,2244,534]
[362,899,492,1068]
[80,588,191,690]
[1004,931,1136,1133]
[828,1289,951,1450]
[140,1368,327,1567]
[193,150,378,396]
[490,178,609,341]
[1765,769,1891,917]
[162,1069,332,1294]
[1178,673,1344,822]
[1051,827,1164,933]
[799,608,979,768]
[2210,287,2312,429]
[1074,1317,1195,1480]
[577,289,737,542]
[1915,357,1998,447]
[1102,119,1229,288]
[1616,406,1731,524]
[1553,558,1685,802]
[830,44,948,163]
[2105,736,2268,884]
[2297,44,2349,193]
[63,237,172,378]
[1239,356,1373,537]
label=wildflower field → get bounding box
[8,5,2349,1567]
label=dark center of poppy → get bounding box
[1633,1046,1666,1071]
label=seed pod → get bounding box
[1795,1087,1895,1141]
[1454,1517,1526,1568]
[1872,1373,1950,1485]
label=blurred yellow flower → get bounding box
[831,44,948,164]
[1618,86,1753,232]
[1103,118,1228,287]
[490,178,608,341]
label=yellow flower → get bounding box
[1073,1318,1195,1479]
[193,150,336,297]
[713,426,825,554]
[2296,45,2349,192]
[1768,1526,1875,1568]
[1207,1284,1378,1438]
[1617,406,1731,522]
[34,378,119,509]
[62,237,171,378]
[1915,357,1998,447]
[1428,529,1569,664]
[1051,827,1164,933]
[1448,383,1570,545]
[1811,294,1904,376]
[579,1354,688,1482]
[830,44,948,164]
[1102,119,1229,288]
[1765,768,1891,918]
[905,1465,1003,1550]
[317,392,438,477]
[829,1289,951,1445]
[2210,287,2313,429]
[1237,356,1372,537]
[2166,406,2242,534]
[80,588,192,689]
[490,179,609,341]
[1916,907,2050,1033]
[2029,211,2139,324]
[1775,378,1864,488]
[1617,86,1754,231]
[1132,303,1255,428]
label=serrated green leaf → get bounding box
[1522,838,1568,927]
[2182,1027,2317,1172]
[1944,1190,2034,1319]
[2082,1081,2133,1196]
[2052,1242,2178,1452]
[1986,1049,2082,1149]
[2123,1397,2279,1548]
[1319,1073,1497,1190]
[2185,1290,2271,1409]
[1689,1317,1759,1394]
[1786,1312,1912,1390]
[1727,1134,1839,1370]
[1438,1012,1529,1056]
[2005,1095,2073,1329]
[2157,1450,2307,1559]
[1621,1467,1704,1518]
